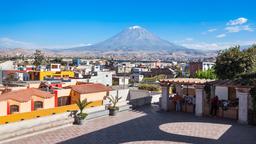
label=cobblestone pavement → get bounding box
[5,106,256,144]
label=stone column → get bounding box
[195,85,204,116]
[161,85,170,111]
[236,88,250,124]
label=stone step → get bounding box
[0,117,73,142]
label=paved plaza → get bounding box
[5,106,256,144]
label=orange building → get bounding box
[0,88,55,116]
[69,83,112,105]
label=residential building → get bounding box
[68,83,112,105]
[88,71,113,86]
[29,71,74,81]
[0,88,55,116]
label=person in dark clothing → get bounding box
[210,96,219,116]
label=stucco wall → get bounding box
[81,92,106,102]
[0,101,7,116]
[43,97,55,109]
[57,89,71,97]
[32,96,45,102]
[8,100,20,106]
[109,89,129,102]
[20,101,31,113]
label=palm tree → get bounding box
[75,98,91,119]
[107,94,122,110]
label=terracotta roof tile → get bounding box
[0,88,54,102]
[70,83,112,94]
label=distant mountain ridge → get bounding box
[0,26,212,58]
[68,25,194,53]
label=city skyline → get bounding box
[0,0,256,50]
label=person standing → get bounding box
[210,95,219,116]
[192,95,196,113]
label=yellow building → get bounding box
[29,71,75,81]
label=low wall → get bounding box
[0,100,102,125]
[129,93,160,108]
[0,101,131,142]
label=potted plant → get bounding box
[70,98,90,125]
[107,95,122,116]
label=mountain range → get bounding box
[0,26,214,58]
[70,26,192,52]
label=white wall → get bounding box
[43,97,55,109]
[0,101,7,116]
[215,86,228,100]
[20,101,31,113]
[89,71,113,86]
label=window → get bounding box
[58,96,71,106]
[34,101,43,110]
[10,105,19,114]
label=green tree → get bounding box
[214,46,254,80]
[33,49,46,66]
[195,69,217,80]
[245,45,256,72]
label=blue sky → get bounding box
[0,0,255,49]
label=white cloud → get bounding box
[0,37,90,49]
[225,25,253,33]
[208,28,217,32]
[175,39,256,50]
[227,17,248,26]
[216,34,226,38]
[0,37,36,49]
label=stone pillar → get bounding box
[195,85,204,116]
[236,88,250,124]
[161,85,170,111]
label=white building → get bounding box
[89,71,114,86]
[50,64,61,71]
[202,62,215,71]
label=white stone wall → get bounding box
[236,89,249,124]
[195,88,203,116]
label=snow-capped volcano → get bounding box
[71,25,193,52]
[128,25,142,30]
